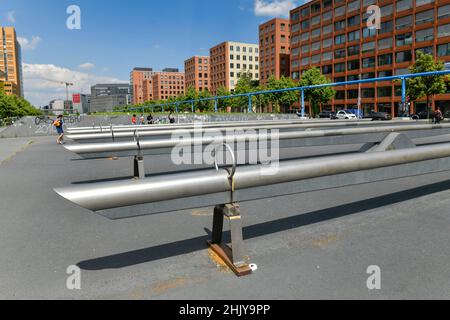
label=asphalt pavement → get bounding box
[0,136,449,299]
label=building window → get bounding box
[378,37,393,50]
[348,15,360,28]
[291,48,299,57]
[312,41,321,51]
[323,11,332,21]
[416,0,434,6]
[301,57,310,66]
[334,62,346,73]
[301,7,310,17]
[292,23,300,33]
[322,52,333,61]
[334,6,346,17]
[363,27,377,38]
[335,20,346,32]
[322,37,332,48]
[301,20,310,30]
[311,15,321,26]
[438,5,450,20]
[416,46,434,57]
[347,0,360,12]
[347,89,359,99]
[335,34,346,45]
[347,45,360,57]
[335,48,346,59]
[381,4,393,17]
[379,21,393,34]
[311,54,321,64]
[378,53,393,66]
[323,24,332,35]
[362,41,376,53]
[378,87,392,98]
[416,9,434,25]
[396,0,412,13]
[438,43,450,57]
[378,70,393,77]
[300,32,310,41]
[438,24,450,38]
[312,28,321,38]
[335,90,346,99]
[396,15,412,30]
[396,50,412,63]
[302,44,310,53]
[362,72,375,79]
[396,33,413,47]
[334,76,345,82]
[347,60,360,71]
[348,30,360,42]
[362,57,375,69]
[416,28,434,43]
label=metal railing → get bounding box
[116,70,450,116]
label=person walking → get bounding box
[168,111,176,124]
[147,114,154,125]
[434,107,443,124]
[131,114,137,125]
[53,115,65,145]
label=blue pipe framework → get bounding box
[119,70,450,116]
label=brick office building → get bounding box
[152,69,185,101]
[130,67,157,104]
[289,0,450,117]
[210,41,260,95]
[0,26,23,97]
[184,56,210,92]
[259,18,291,85]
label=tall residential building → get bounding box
[130,67,158,104]
[0,26,23,97]
[152,70,185,101]
[184,56,210,92]
[259,18,291,85]
[90,83,130,112]
[210,41,260,95]
[289,0,450,117]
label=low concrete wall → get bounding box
[0,114,299,138]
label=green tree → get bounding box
[298,67,335,118]
[216,86,231,112]
[0,91,41,120]
[231,72,258,112]
[266,76,300,113]
[197,89,213,112]
[407,51,447,118]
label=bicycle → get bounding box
[35,115,55,126]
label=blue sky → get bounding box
[0,0,305,106]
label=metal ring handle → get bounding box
[134,130,141,152]
[214,143,236,180]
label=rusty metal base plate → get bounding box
[207,241,252,277]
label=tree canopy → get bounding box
[407,51,447,112]
[298,67,335,117]
[0,87,41,120]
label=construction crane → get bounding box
[41,78,74,112]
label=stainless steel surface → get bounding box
[55,142,450,212]
[65,123,450,156]
[67,119,376,134]
[66,120,419,141]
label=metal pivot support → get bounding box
[208,143,251,277]
[208,203,252,277]
[133,130,145,179]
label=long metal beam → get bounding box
[65,123,450,157]
[67,119,358,134]
[55,142,450,213]
[66,120,424,142]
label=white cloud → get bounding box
[78,62,95,70]
[254,0,297,17]
[17,36,42,50]
[22,63,127,107]
[7,11,16,23]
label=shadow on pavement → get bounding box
[77,179,450,271]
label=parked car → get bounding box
[336,110,357,120]
[411,111,432,120]
[318,111,337,119]
[365,112,392,121]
